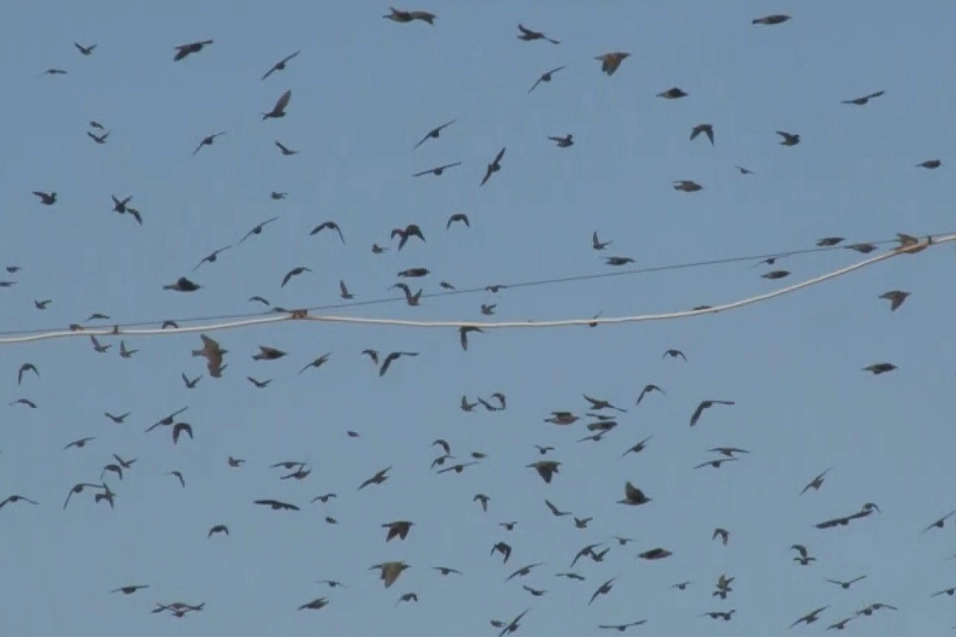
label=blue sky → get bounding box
[2,0,956,635]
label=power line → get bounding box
[0,230,945,340]
[0,233,946,347]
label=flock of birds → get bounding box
[2,5,953,636]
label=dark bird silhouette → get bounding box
[618,482,651,505]
[690,400,736,426]
[110,584,149,595]
[17,363,39,385]
[589,577,617,606]
[517,23,559,44]
[481,147,506,187]
[383,7,436,24]
[298,597,328,611]
[827,575,866,589]
[413,161,461,177]
[694,457,738,470]
[40,68,68,76]
[599,620,647,631]
[799,467,833,495]
[174,40,213,62]
[383,520,413,542]
[254,499,300,511]
[446,213,470,229]
[163,277,201,292]
[192,132,226,156]
[922,510,956,533]
[87,130,110,144]
[413,119,456,149]
[252,346,286,361]
[239,216,279,243]
[691,124,714,145]
[0,494,39,509]
[274,140,299,156]
[299,353,332,375]
[379,351,419,376]
[863,363,896,375]
[621,435,653,457]
[10,398,37,409]
[776,131,801,146]
[262,89,292,120]
[172,422,193,445]
[459,326,483,351]
[207,524,229,538]
[33,191,57,205]
[752,14,791,25]
[261,50,301,80]
[528,460,561,484]
[64,436,95,450]
[74,42,97,55]
[193,245,231,270]
[789,606,829,628]
[63,482,103,509]
[605,256,634,266]
[528,66,566,93]
[657,87,688,99]
[879,290,910,311]
[596,52,630,76]
[548,134,573,148]
[281,266,311,287]
[358,466,391,490]
[761,270,790,280]
[841,90,885,106]
[662,349,687,361]
[636,384,665,405]
[391,223,426,250]
[791,544,816,565]
[917,159,942,169]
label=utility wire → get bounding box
[0,234,947,347]
[0,230,945,340]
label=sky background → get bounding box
[2,0,956,635]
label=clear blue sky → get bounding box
[2,0,955,635]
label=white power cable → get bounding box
[0,234,948,346]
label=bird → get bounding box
[309,220,345,244]
[192,132,227,155]
[173,40,213,61]
[163,277,201,292]
[299,353,332,375]
[370,561,410,588]
[481,147,506,186]
[752,14,791,25]
[339,280,354,299]
[253,499,300,511]
[618,482,651,505]
[298,597,328,611]
[32,191,57,205]
[589,577,617,606]
[917,159,942,169]
[800,468,832,495]
[281,266,311,287]
[596,52,630,76]
[17,363,39,385]
[358,466,391,490]
[446,213,470,229]
[517,23,559,44]
[239,216,279,243]
[252,346,286,361]
[528,460,561,483]
[413,120,456,149]
[636,384,665,404]
[191,334,226,378]
[789,606,829,628]
[413,161,461,177]
[591,231,612,250]
[662,349,687,361]
[382,520,414,542]
[383,7,436,24]
[712,528,730,545]
[207,524,229,538]
[261,50,301,80]
[827,575,867,589]
[657,87,688,99]
[879,290,910,311]
[193,245,232,270]
[841,90,885,105]
[262,89,292,120]
[621,435,653,457]
[0,494,39,509]
[548,134,573,148]
[528,66,566,93]
[110,584,149,595]
[689,399,735,426]
[776,131,801,146]
[922,510,956,533]
[379,351,419,376]
[691,124,715,145]
[863,363,897,375]
[274,140,299,155]
[74,42,97,55]
[791,544,816,565]
[87,130,110,144]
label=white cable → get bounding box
[0,235,948,346]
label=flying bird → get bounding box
[690,400,735,426]
[262,89,292,120]
[239,216,279,243]
[776,131,801,146]
[310,220,345,243]
[261,50,301,80]
[281,266,311,287]
[691,124,714,145]
[596,52,630,76]
[413,161,461,177]
[383,7,436,24]
[413,120,456,149]
[879,290,910,311]
[481,147,506,186]
[841,90,885,105]
[528,66,566,93]
[192,132,227,155]
[174,40,213,61]
[517,23,559,44]
[193,245,231,270]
